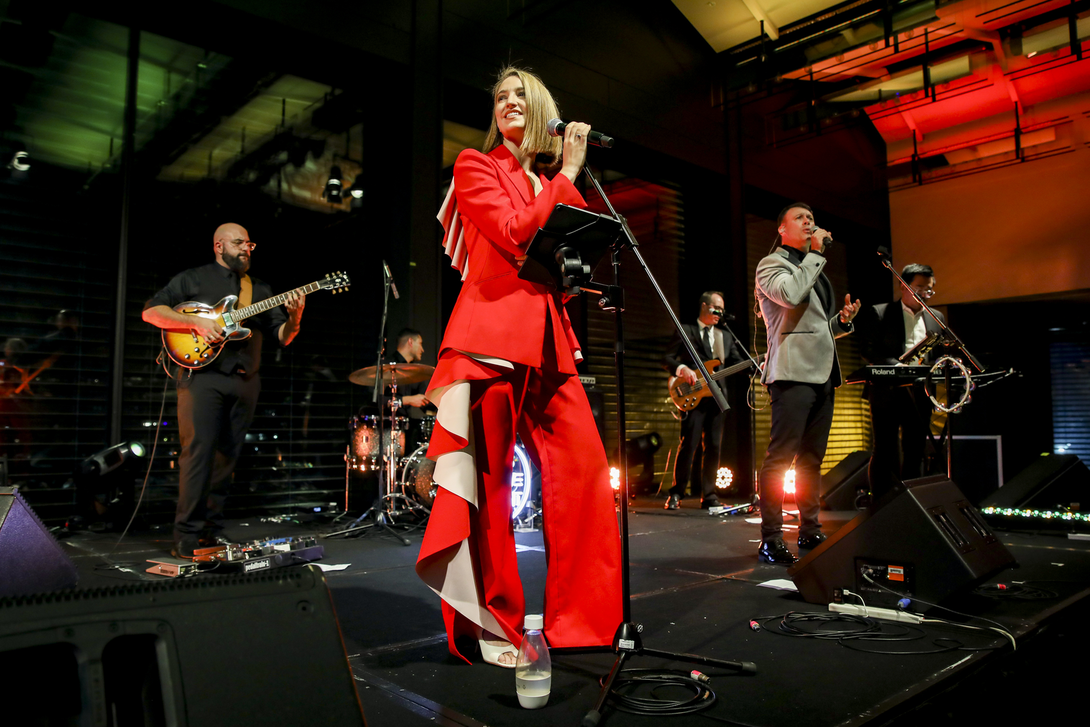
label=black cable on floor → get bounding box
[603,667,716,717]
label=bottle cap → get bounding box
[524,614,544,630]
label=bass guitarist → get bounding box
[662,290,745,510]
[142,222,305,558]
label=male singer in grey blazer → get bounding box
[753,203,861,565]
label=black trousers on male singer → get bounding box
[757,379,835,543]
[174,370,260,541]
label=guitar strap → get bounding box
[239,274,253,307]
[238,274,261,377]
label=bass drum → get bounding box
[399,441,537,518]
[400,444,437,506]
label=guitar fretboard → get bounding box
[233,281,322,321]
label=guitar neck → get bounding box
[233,282,321,321]
[707,360,754,382]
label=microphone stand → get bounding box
[326,264,411,545]
[576,165,755,727]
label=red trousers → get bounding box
[417,361,622,661]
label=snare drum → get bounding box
[350,414,408,463]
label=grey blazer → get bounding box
[754,247,852,386]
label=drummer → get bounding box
[378,328,433,449]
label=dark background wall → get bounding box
[2,0,1077,524]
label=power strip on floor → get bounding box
[829,602,924,624]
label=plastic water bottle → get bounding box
[515,614,551,709]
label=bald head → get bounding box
[214,223,247,244]
[213,222,252,273]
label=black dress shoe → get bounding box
[700,494,721,509]
[198,531,233,547]
[757,539,798,565]
[798,532,827,550]
[664,494,680,510]
[171,536,200,560]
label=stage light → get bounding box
[716,467,733,490]
[347,177,365,208]
[8,150,29,179]
[623,432,662,493]
[79,441,146,477]
[323,165,344,204]
[72,441,148,531]
[784,468,796,496]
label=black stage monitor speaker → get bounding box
[820,450,871,510]
[790,475,1016,610]
[0,486,78,597]
[0,566,366,726]
[980,454,1089,511]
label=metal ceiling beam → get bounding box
[741,0,780,41]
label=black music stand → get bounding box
[521,178,755,727]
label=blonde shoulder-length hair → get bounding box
[482,67,563,160]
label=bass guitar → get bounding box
[161,271,350,370]
[667,357,763,412]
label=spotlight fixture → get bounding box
[7,150,29,179]
[784,467,796,497]
[347,176,365,208]
[716,467,734,490]
[323,165,344,204]
[623,431,663,492]
[73,441,148,530]
[79,441,146,477]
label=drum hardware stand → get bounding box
[521,167,756,727]
[326,262,416,545]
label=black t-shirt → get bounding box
[145,262,287,376]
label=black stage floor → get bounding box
[38,495,1090,726]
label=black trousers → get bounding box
[868,383,932,502]
[174,370,260,540]
[757,380,835,542]
[670,399,726,500]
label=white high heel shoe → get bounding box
[477,629,518,668]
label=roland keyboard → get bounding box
[845,365,931,386]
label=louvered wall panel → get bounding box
[0,182,113,521]
[1050,341,1090,462]
[583,178,683,488]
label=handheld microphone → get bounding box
[382,260,399,300]
[546,119,614,148]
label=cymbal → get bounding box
[348,362,434,387]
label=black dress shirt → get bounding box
[145,262,287,376]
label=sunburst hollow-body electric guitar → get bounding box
[161,271,350,369]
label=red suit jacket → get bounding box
[441,145,586,375]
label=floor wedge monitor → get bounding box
[790,475,1017,610]
[0,565,366,726]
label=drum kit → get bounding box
[331,360,540,541]
[331,362,436,540]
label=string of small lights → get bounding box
[981,507,1090,525]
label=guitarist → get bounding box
[142,222,305,559]
[662,291,746,511]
